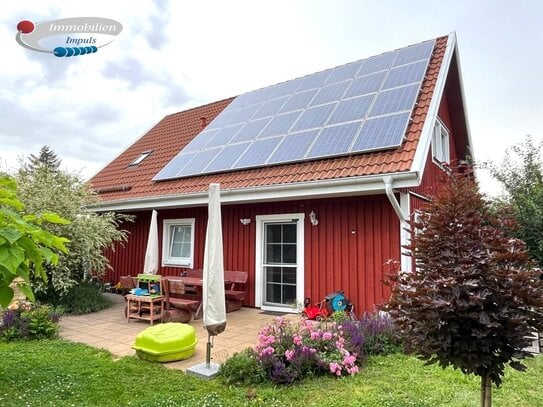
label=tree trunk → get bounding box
[480,375,492,407]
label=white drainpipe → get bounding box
[383,176,406,221]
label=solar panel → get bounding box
[353,112,411,151]
[269,79,302,99]
[153,152,197,179]
[268,130,318,163]
[153,38,435,181]
[328,94,375,125]
[252,97,289,119]
[310,81,349,106]
[182,129,219,152]
[205,143,250,172]
[279,89,318,113]
[383,60,427,89]
[233,137,281,168]
[307,122,361,158]
[296,70,332,92]
[344,71,387,98]
[230,118,271,143]
[325,61,362,85]
[175,148,221,176]
[356,52,396,76]
[394,40,435,66]
[369,84,420,116]
[229,103,262,125]
[258,111,301,138]
[290,103,336,132]
[204,124,243,148]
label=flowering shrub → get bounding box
[357,312,402,355]
[0,304,61,341]
[254,317,359,383]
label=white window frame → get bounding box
[162,218,195,268]
[129,151,152,166]
[255,213,305,313]
[432,119,450,165]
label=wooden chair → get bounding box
[224,270,248,312]
[119,276,137,295]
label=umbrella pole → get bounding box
[206,332,212,368]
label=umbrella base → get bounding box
[186,362,221,379]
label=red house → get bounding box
[90,33,471,315]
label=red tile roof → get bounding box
[90,36,447,203]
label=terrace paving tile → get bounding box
[59,293,298,371]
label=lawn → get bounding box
[0,340,542,406]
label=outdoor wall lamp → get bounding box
[240,218,251,226]
[309,211,319,226]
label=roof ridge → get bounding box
[164,96,236,118]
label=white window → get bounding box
[432,120,450,164]
[129,151,152,166]
[162,218,195,267]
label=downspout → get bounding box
[383,176,406,221]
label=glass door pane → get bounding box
[263,222,297,306]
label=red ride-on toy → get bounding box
[301,291,356,320]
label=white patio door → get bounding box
[255,213,304,313]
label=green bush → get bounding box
[218,348,266,385]
[37,281,113,315]
[0,305,61,341]
[59,281,113,315]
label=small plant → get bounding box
[328,310,350,323]
[0,304,61,341]
[218,348,266,385]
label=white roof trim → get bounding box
[451,34,476,177]
[92,171,420,212]
[411,32,462,176]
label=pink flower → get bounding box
[285,349,295,361]
[310,331,321,340]
[259,346,274,357]
[322,332,333,341]
[329,362,340,374]
[293,334,303,346]
[342,354,356,366]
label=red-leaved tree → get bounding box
[384,171,543,407]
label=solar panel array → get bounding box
[154,39,435,181]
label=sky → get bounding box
[1,0,542,196]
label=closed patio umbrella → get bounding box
[188,183,226,378]
[203,184,226,336]
[143,210,159,275]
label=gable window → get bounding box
[129,151,152,166]
[162,218,195,267]
[432,119,450,164]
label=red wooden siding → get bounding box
[103,195,400,315]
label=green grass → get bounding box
[0,340,542,406]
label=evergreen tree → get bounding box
[25,145,61,173]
